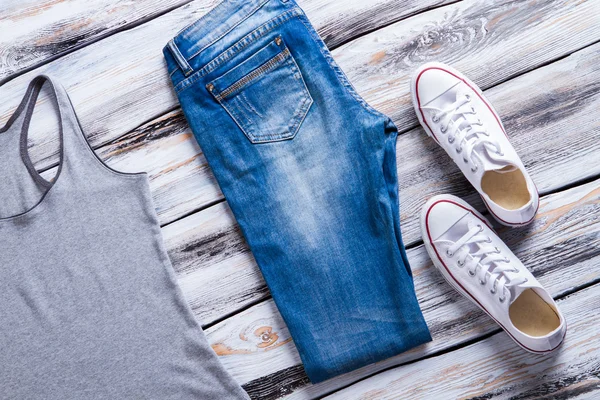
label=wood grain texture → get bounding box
[333,0,600,128]
[200,178,600,398]
[0,0,453,83]
[298,0,455,48]
[2,0,599,180]
[0,0,192,83]
[325,282,600,400]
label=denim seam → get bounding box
[296,13,388,120]
[196,8,301,76]
[185,0,272,62]
[282,53,313,139]
[240,92,262,117]
[286,96,312,139]
[174,8,302,94]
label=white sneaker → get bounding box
[421,194,566,353]
[411,62,539,226]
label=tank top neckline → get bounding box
[0,76,66,222]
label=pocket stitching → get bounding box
[210,44,313,144]
[214,47,291,100]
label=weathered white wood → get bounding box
[333,0,600,127]
[325,283,600,399]
[0,0,453,82]
[201,179,600,399]
[2,0,599,177]
[298,0,455,48]
[0,0,191,82]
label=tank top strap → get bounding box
[43,76,94,173]
[31,75,114,183]
[0,76,50,189]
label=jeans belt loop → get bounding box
[167,39,194,77]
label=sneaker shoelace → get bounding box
[431,94,503,172]
[445,223,528,303]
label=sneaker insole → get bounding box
[481,167,530,210]
[509,289,560,337]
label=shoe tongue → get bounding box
[476,149,511,171]
[438,218,482,259]
[507,276,542,305]
[424,85,461,108]
[437,213,471,242]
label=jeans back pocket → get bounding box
[207,36,313,144]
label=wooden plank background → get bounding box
[1,0,599,398]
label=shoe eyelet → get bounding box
[497,151,504,156]
[495,247,501,254]
[468,270,476,277]
[457,259,464,267]
[446,249,454,257]
[456,147,462,153]
[513,268,520,273]
[432,114,439,123]
[490,287,497,294]
[486,236,492,243]
[476,224,483,233]
[448,136,454,143]
[503,257,510,263]
[471,166,478,173]
[499,296,506,303]
[465,94,471,101]
[479,279,486,285]
[441,126,447,133]
[471,106,475,113]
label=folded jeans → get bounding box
[164,0,431,383]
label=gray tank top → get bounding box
[0,76,249,399]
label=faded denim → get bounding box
[164,0,431,383]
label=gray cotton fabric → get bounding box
[0,76,249,400]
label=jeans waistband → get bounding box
[165,0,295,77]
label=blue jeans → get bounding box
[164,0,431,383]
